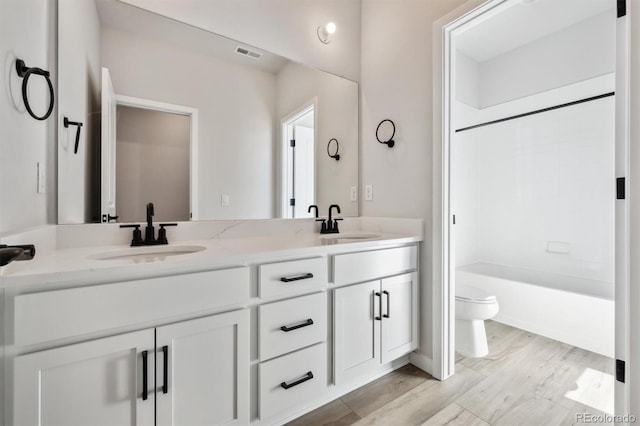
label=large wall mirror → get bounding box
[57,0,358,224]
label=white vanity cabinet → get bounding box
[2,237,422,426]
[333,246,418,385]
[155,309,249,426]
[8,267,250,426]
[256,258,330,422]
[14,329,156,426]
[14,309,249,426]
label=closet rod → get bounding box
[455,92,614,133]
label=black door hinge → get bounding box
[289,198,295,206]
[453,215,456,225]
[617,177,625,199]
[290,139,296,147]
[616,359,625,383]
[618,0,626,18]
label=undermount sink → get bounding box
[321,233,381,242]
[88,245,206,263]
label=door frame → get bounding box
[431,0,509,381]
[433,4,632,421]
[115,95,199,220]
[279,97,317,218]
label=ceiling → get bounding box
[456,0,615,63]
[95,0,289,74]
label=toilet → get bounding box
[455,284,499,358]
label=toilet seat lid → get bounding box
[455,284,497,303]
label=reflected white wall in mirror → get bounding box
[57,0,358,224]
[116,106,190,223]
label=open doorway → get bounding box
[281,101,316,218]
[434,0,629,422]
[101,67,199,222]
[116,106,190,223]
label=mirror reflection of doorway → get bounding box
[115,106,190,223]
[282,104,315,218]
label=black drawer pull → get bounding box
[383,290,390,318]
[141,350,149,401]
[162,345,169,394]
[281,371,314,389]
[280,273,314,282]
[281,319,314,332]
[374,292,382,321]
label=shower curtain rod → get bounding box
[454,91,615,133]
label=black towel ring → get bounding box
[327,138,340,161]
[376,119,395,148]
[16,59,55,121]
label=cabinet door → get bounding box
[334,281,381,385]
[156,309,249,426]
[381,272,418,364]
[13,329,154,426]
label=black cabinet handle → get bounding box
[374,292,382,321]
[383,290,390,318]
[141,350,148,401]
[280,273,314,282]
[280,319,314,332]
[162,345,169,394]
[280,371,314,389]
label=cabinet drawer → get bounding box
[333,245,417,286]
[259,292,327,361]
[14,267,250,346]
[259,343,327,420]
[258,257,327,299]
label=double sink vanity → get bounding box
[0,217,422,425]
[1,1,422,423]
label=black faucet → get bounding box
[318,204,343,234]
[308,205,319,218]
[145,203,156,243]
[120,202,178,246]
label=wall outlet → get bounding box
[221,194,230,206]
[365,185,373,201]
[37,162,45,194]
[350,186,358,202]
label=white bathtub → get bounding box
[456,262,614,357]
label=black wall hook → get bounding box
[16,58,55,121]
[376,119,395,148]
[327,138,340,161]
[64,117,84,154]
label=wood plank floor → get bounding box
[287,321,614,426]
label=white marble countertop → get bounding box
[0,228,422,291]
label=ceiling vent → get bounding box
[235,46,262,60]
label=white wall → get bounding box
[0,0,56,234]
[478,11,615,108]
[360,0,470,364]
[102,26,277,220]
[119,0,362,82]
[276,62,359,217]
[455,51,480,108]
[453,75,615,284]
[58,0,102,224]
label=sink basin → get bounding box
[88,245,206,263]
[321,233,381,243]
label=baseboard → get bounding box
[409,352,433,376]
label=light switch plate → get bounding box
[221,194,230,206]
[350,186,358,202]
[37,162,45,194]
[365,185,373,201]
